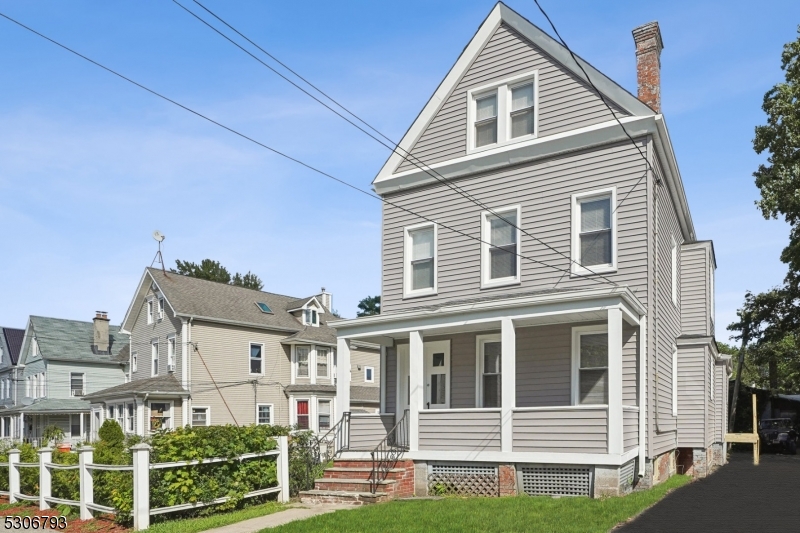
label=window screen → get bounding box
[579,197,612,267]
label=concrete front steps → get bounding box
[299,459,414,505]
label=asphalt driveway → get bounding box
[617,451,800,532]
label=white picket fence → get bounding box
[0,436,289,530]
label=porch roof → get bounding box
[83,375,187,401]
[5,398,90,414]
[330,286,645,341]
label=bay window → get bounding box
[318,400,331,431]
[317,348,329,379]
[295,400,309,430]
[296,346,310,378]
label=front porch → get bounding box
[330,287,647,497]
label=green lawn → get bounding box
[144,501,285,533]
[267,475,689,533]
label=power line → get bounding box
[531,0,663,212]
[173,0,621,286]
[0,11,613,288]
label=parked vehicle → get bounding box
[758,418,798,454]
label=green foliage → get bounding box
[42,426,65,446]
[287,430,327,496]
[356,295,381,317]
[173,260,264,291]
[0,443,39,496]
[51,449,79,509]
[98,419,125,445]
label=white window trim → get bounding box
[69,372,85,397]
[148,400,174,432]
[167,335,176,370]
[403,222,438,298]
[131,351,138,373]
[158,297,165,321]
[249,342,265,376]
[316,347,330,379]
[293,397,311,430]
[146,299,154,325]
[151,339,159,377]
[571,187,618,277]
[295,345,311,379]
[570,324,610,406]
[317,398,333,431]
[481,205,522,289]
[256,403,274,425]
[364,366,375,383]
[671,238,678,305]
[302,308,320,327]
[672,345,678,417]
[191,406,211,427]
[466,70,539,154]
[475,333,502,408]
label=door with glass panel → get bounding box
[424,340,450,409]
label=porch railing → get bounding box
[369,409,409,494]
[317,411,351,463]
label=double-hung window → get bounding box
[146,300,154,324]
[482,207,520,287]
[127,404,135,432]
[405,224,436,297]
[572,189,616,275]
[167,336,176,371]
[70,414,81,438]
[192,407,209,427]
[158,298,165,320]
[70,372,84,397]
[296,346,310,378]
[303,309,319,326]
[469,72,538,151]
[250,343,263,375]
[257,404,272,425]
[132,351,137,373]
[316,348,329,379]
[151,340,159,376]
[572,327,608,405]
[478,336,502,408]
[295,400,309,430]
[318,400,331,430]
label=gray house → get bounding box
[8,315,128,444]
[0,326,24,438]
[85,268,380,436]
[319,3,728,502]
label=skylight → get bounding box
[255,302,273,314]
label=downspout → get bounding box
[638,315,647,478]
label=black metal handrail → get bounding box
[369,410,409,494]
[317,411,351,464]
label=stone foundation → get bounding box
[413,461,428,496]
[499,464,517,496]
[710,443,726,467]
[651,449,676,486]
[594,465,622,497]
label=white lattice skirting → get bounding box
[427,464,499,497]
[520,465,592,497]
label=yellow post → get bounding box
[752,394,759,466]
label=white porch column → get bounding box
[501,318,516,453]
[408,330,424,452]
[608,308,624,455]
[379,346,387,414]
[335,338,351,421]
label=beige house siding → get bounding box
[189,320,292,427]
[706,349,715,448]
[512,408,607,454]
[623,408,639,452]
[383,140,650,314]
[129,286,183,382]
[419,410,501,452]
[680,246,709,336]
[349,344,380,387]
[395,23,628,173]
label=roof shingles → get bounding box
[30,316,128,364]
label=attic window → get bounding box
[304,309,319,327]
[256,302,273,314]
[468,71,538,152]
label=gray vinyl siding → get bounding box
[419,410,501,452]
[47,361,125,399]
[385,348,397,414]
[349,345,380,387]
[190,321,292,427]
[676,346,705,448]
[680,246,708,336]
[448,333,480,409]
[20,357,45,397]
[129,287,183,382]
[395,23,628,173]
[649,153,682,457]
[624,408,639,452]
[512,408,607,453]
[715,362,727,442]
[516,324,570,407]
[383,141,650,313]
[348,414,394,449]
[706,350,715,448]
[622,324,638,406]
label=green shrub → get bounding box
[288,430,328,496]
[0,442,39,496]
[51,449,79,508]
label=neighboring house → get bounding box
[0,326,24,438]
[85,268,380,437]
[7,314,128,444]
[324,3,729,501]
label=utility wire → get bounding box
[531,0,662,212]
[0,11,613,287]
[173,0,621,286]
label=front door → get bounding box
[424,340,450,409]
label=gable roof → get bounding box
[21,316,128,365]
[121,268,338,339]
[84,374,187,401]
[1,327,24,365]
[286,296,323,312]
[374,2,653,187]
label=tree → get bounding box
[356,295,380,317]
[753,27,800,272]
[173,259,264,291]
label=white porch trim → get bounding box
[340,447,640,466]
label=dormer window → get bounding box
[468,72,538,152]
[304,309,319,327]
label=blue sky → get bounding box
[0,0,797,341]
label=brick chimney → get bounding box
[93,311,110,354]
[632,21,664,113]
